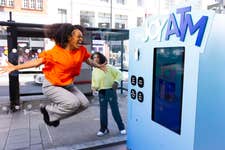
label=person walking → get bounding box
[91,52,126,136]
[0,23,106,127]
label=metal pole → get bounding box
[120,40,124,94]
[9,11,12,21]
[7,12,20,112]
[110,0,112,28]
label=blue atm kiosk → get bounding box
[127,6,225,150]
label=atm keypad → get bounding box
[130,75,144,103]
[137,91,144,102]
[131,75,136,86]
[138,77,144,88]
[130,89,136,100]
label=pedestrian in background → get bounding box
[0,23,106,127]
[91,52,126,136]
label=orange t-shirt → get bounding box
[38,45,91,86]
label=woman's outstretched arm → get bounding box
[0,58,43,74]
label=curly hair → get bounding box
[44,23,85,48]
[91,52,107,64]
[74,25,85,35]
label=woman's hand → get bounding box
[0,61,16,74]
[0,58,43,74]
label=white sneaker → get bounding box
[120,129,126,135]
[97,129,109,136]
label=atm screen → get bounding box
[152,47,185,134]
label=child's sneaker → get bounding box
[97,129,109,136]
[120,129,126,135]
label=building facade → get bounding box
[0,0,220,65]
[0,0,147,64]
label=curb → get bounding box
[0,95,47,104]
[49,136,126,150]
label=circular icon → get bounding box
[130,89,136,100]
[138,77,144,88]
[131,75,136,86]
[137,91,144,102]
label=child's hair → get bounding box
[91,52,107,64]
[44,23,85,48]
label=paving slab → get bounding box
[0,92,128,150]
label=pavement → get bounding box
[0,91,128,150]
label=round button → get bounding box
[131,75,136,86]
[138,77,144,88]
[137,91,144,102]
[130,89,136,100]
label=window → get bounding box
[137,17,143,27]
[22,0,43,10]
[115,14,128,29]
[98,13,110,28]
[58,9,67,23]
[115,23,125,29]
[137,0,143,7]
[0,27,7,40]
[31,37,44,41]
[0,0,14,7]
[99,23,110,28]
[80,11,95,27]
[36,0,43,10]
[30,0,35,9]
[117,0,125,5]
[0,0,6,6]
[23,0,29,8]
[8,0,13,6]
